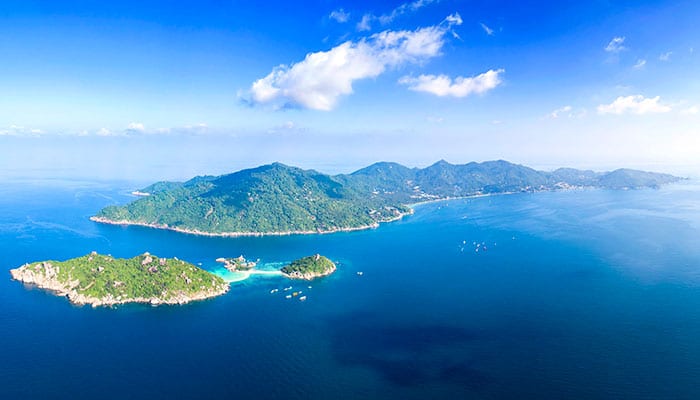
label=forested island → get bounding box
[10,252,229,307]
[281,254,337,280]
[92,160,681,236]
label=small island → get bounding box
[281,254,336,280]
[216,255,257,272]
[10,252,229,307]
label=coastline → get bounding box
[406,192,508,208]
[9,255,230,307]
[91,182,670,239]
[90,211,412,238]
[281,265,336,280]
[406,186,594,208]
[9,266,230,307]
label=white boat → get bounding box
[285,294,292,299]
[270,289,279,294]
[299,296,307,301]
[357,271,364,276]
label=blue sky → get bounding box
[1,0,699,180]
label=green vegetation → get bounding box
[96,163,409,234]
[11,252,228,305]
[216,255,257,271]
[281,254,336,279]
[94,160,681,235]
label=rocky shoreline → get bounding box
[90,211,412,238]
[281,263,337,280]
[10,257,229,308]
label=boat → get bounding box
[357,271,364,276]
[285,294,292,299]
[270,289,279,294]
[299,296,307,301]
[292,292,299,297]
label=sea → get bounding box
[1,179,700,399]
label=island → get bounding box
[92,160,682,236]
[216,255,257,272]
[9,252,229,307]
[281,254,337,280]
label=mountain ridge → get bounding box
[93,160,682,236]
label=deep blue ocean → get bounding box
[2,179,700,399]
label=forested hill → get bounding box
[93,160,681,235]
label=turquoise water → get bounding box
[2,180,700,399]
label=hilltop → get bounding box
[281,254,337,280]
[10,252,229,307]
[92,160,681,236]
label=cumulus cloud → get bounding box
[247,14,463,111]
[597,95,671,115]
[605,36,626,53]
[659,51,672,61]
[480,22,494,36]
[633,59,646,69]
[398,69,504,98]
[329,9,350,23]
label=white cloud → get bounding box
[480,22,494,36]
[605,36,626,53]
[597,95,671,115]
[380,0,439,24]
[398,69,504,98]
[444,13,462,26]
[329,9,350,23]
[357,0,440,31]
[357,14,373,31]
[659,51,672,61]
[126,122,145,132]
[548,105,573,119]
[0,125,43,136]
[96,128,113,136]
[633,59,646,69]
[248,14,463,111]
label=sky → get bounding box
[1,0,699,181]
